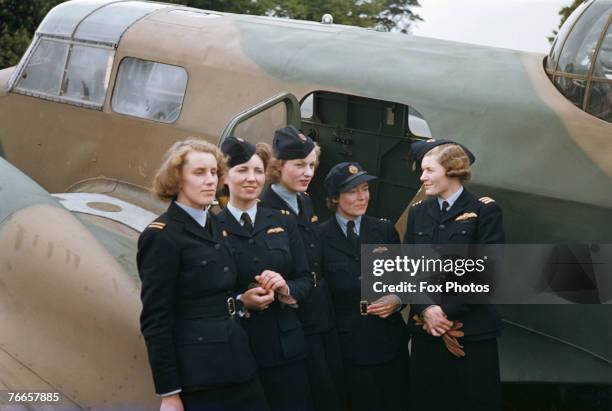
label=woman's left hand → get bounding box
[367,294,401,318]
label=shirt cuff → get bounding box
[159,389,182,397]
[236,294,249,317]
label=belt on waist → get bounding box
[334,300,370,316]
[177,296,236,319]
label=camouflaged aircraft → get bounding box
[0,0,611,409]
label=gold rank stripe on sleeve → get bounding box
[455,212,478,221]
[479,196,495,204]
[280,209,291,215]
[411,200,422,207]
[266,227,285,234]
[147,222,166,230]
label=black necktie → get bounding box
[241,212,253,234]
[441,201,450,215]
[346,220,359,253]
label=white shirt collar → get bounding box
[438,185,464,211]
[175,201,208,227]
[227,201,258,226]
[271,183,299,214]
[335,213,362,237]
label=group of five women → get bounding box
[137,126,505,411]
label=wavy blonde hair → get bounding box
[153,138,227,201]
[425,143,472,181]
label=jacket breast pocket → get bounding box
[182,248,218,269]
[264,233,290,252]
[449,221,477,241]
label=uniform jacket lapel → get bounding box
[252,205,276,236]
[167,202,214,243]
[217,207,251,238]
[426,198,441,222]
[440,189,471,224]
[359,216,383,244]
[323,217,358,257]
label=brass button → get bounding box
[223,266,230,272]
[214,244,221,250]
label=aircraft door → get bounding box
[300,91,423,223]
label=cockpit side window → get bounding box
[13,37,114,109]
[16,39,68,96]
[111,57,188,123]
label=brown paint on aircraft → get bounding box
[0,205,157,409]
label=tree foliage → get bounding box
[548,0,585,44]
[1,0,421,68]
[0,0,65,68]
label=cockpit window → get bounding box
[16,39,68,96]
[111,57,188,123]
[546,0,612,123]
[14,38,114,109]
[62,45,114,105]
[9,0,170,110]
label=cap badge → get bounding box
[298,133,307,141]
[237,137,245,142]
[348,165,359,174]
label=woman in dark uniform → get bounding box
[260,125,347,411]
[404,139,504,411]
[217,136,314,411]
[319,162,409,411]
[137,139,269,411]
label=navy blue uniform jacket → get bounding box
[217,205,312,368]
[404,188,504,341]
[260,188,336,334]
[138,202,257,394]
[319,215,407,365]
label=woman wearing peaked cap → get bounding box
[217,136,314,411]
[260,125,347,411]
[137,139,269,411]
[404,139,504,411]
[318,162,409,411]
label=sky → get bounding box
[410,0,573,54]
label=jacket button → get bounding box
[439,224,445,229]
[214,244,221,250]
[197,337,203,342]
[253,257,260,263]
[248,239,255,245]
[223,266,230,272]
[461,230,467,235]
[418,231,423,236]
[201,260,207,265]
[310,243,315,248]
